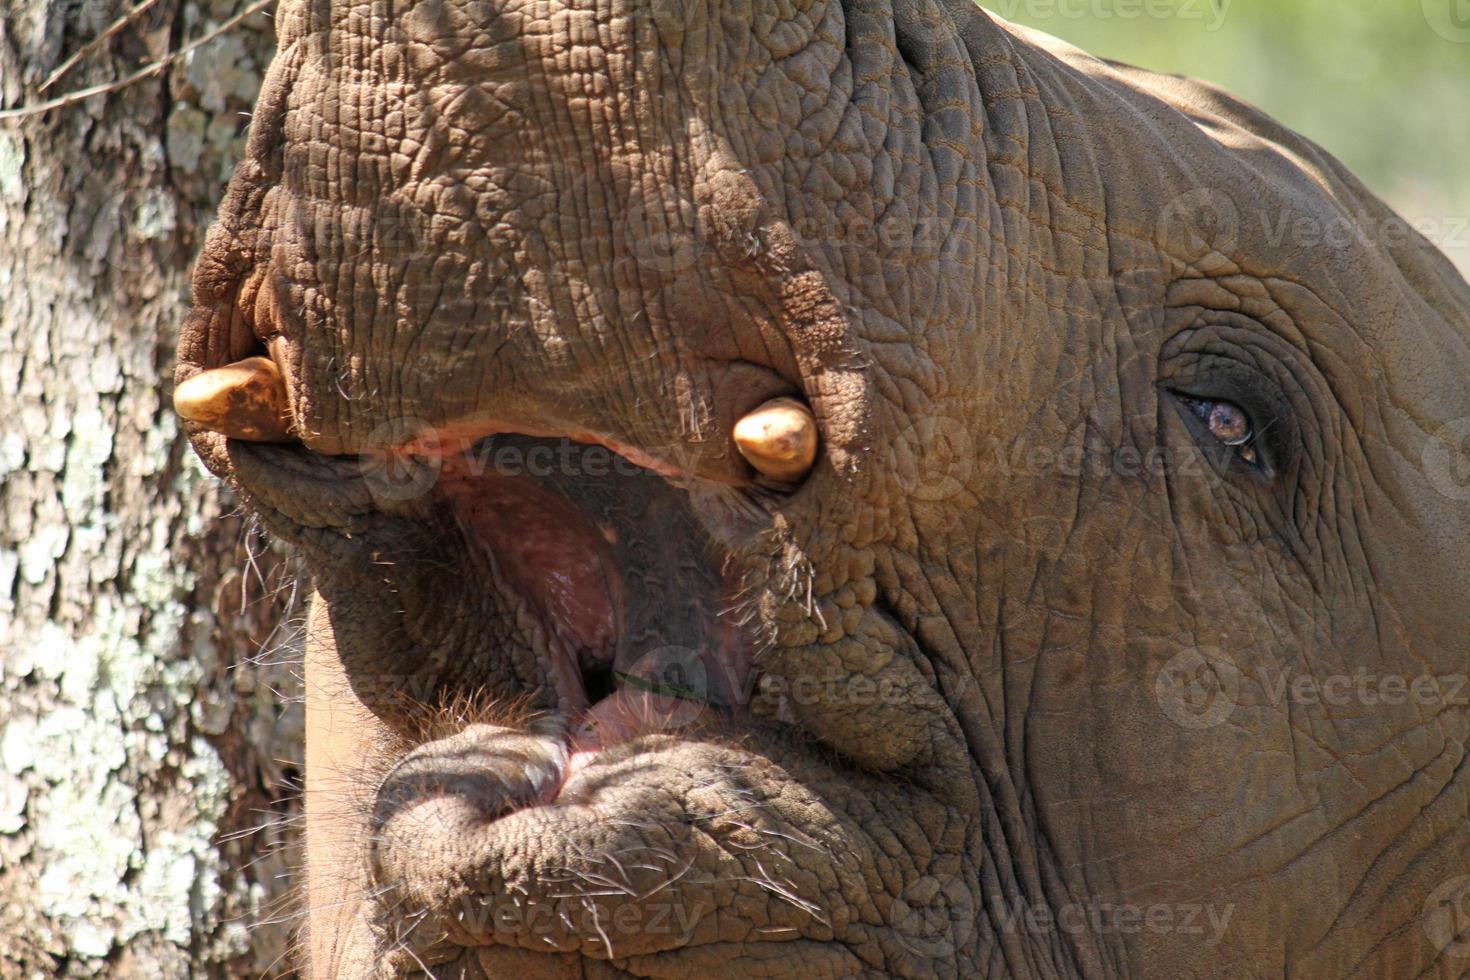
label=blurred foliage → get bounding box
[983,0,1470,275]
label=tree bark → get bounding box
[0,2,296,975]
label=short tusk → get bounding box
[733,396,819,483]
[174,356,294,442]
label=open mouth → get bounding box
[430,432,757,767]
[173,351,813,775]
[173,339,829,805]
[213,414,772,782]
[175,352,849,964]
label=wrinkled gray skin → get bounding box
[177,0,1470,976]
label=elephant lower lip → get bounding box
[368,720,752,962]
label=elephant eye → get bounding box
[1179,395,1258,464]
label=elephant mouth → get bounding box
[268,426,788,963]
[430,431,758,762]
[223,414,774,731]
[180,357,831,963]
[221,421,763,753]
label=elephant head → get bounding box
[176,0,1470,975]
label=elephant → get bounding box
[173,0,1470,975]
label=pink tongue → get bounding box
[569,686,709,759]
[440,466,621,714]
[447,475,618,651]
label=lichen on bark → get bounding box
[0,2,298,975]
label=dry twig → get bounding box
[0,0,274,122]
[38,0,165,93]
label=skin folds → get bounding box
[176,0,1470,975]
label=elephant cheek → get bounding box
[759,604,965,776]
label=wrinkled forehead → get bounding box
[1062,48,1470,423]
[1187,135,1470,430]
[259,0,848,220]
[272,0,833,106]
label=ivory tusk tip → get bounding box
[174,356,294,443]
[733,396,819,483]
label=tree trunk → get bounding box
[0,2,297,975]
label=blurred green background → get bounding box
[982,0,1470,277]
